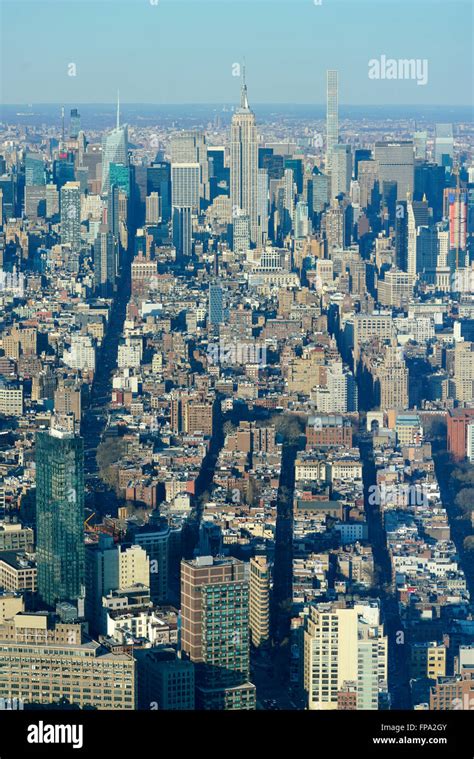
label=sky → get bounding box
[1,0,472,106]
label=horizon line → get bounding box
[1,102,473,112]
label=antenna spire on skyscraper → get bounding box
[240,61,249,110]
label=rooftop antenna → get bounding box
[240,60,249,109]
[61,106,65,142]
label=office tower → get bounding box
[407,198,430,277]
[331,144,352,198]
[108,183,128,242]
[171,130,209,202]
[416,225,439,282]
[24,185,46,218]
[233,211,250,254]
[109,162,131,197]
[35,428,85,609]
[354,148,372,179]
[25,152,45,186]
[209,283,224,325]
[101,94,128,194]
[434,123,454,166]
[374,141,414,201]
[381,179,397,228]
[172,206,192,260]
[447,188,468,264]
[413,130,428,160]
[358,160,379,210]
[256,168,269,247]
[230,71,259,245]
[69,108,81,139]
[311,170,330,214]
[60,181,81,251]
[249,556,270,648]
[208,146,226,181]
[146,192,161,224]
[0,613,135,709]
[395,199,408,270]
[209,147,229,201]
[377,269,414,307]
[171,163,200,211]
[132,517,171,603]
[283,167,295,233]
[323,201,344,250]
[295,200,309,238]
[414,162,445,223]
[434,227,451,291]
[378,344,409,410]
[45,183,59,218]
[259,148,284,179]
[54,154,75,188]
[147,162,171,222]
[284,157,304,194]
[453,341,474,402]
[180,556,256,710]
[93,224,117,295]
[303,604,387,710]
[0,175,15,219]
[326,70,339,175]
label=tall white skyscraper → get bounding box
[171,131,209,201]
[230,71,259,245]
[101,93,128,195]
[171,163,200,211]
[326,70,339,176]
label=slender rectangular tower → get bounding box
[230,72,259,245]
[36,428,85,609]
[326,70,339,176]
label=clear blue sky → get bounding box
[1,0,472,105]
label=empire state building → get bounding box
[230,72,259,245]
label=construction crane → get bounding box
[84,512,96,533]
